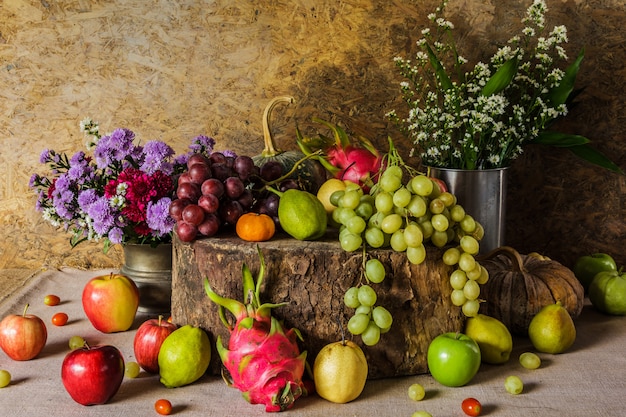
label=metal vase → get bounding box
[428,167,508,254]
[121,243,173,315]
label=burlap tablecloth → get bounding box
[0,268,624,416]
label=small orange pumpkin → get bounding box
[235,213,276,242]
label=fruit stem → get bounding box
[478,246,526,273]
[262,149,324,188]
[158,315,163,326]
[260,96,294,157]
[22,303,29,317]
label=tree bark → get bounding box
[171,232,464,379]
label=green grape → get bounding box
[355,305,371,316]
[410,175,433,197]
[458,252,476,272]
[340,232,362,252]
[357,285,377,307]
[411,412,433,417]
[463,279,480,300]
[125,361,141,378]
[403,223,424,247]
[344,181,363,193]
[344,286,361,308]
[407,195,428,218]
[450,289,467,306]
[379,172,402,193]
[462,299,480,317]
[375,191,394,213]
[372,306,393,329]
[337,207,357,225]
[380,325,391,334]
[69,335,86,350]
[364,227,385,248]
[365,258,386,284]
[332,206,345,225]
[360,194,375,205]
[355,201,374,219]
[0,370,11,388]
[418,219,434,239]
[361,321,381,346]
[381,213,403,234]
[472,222,485,241]
[430,230,449,248]
[460,214,477,233]
[431,213,449,232]
[442,247,461,266]
[449,269,468,290]
[460,235,480,255]
[407,245,426,264]
[429,198,445,214]
[438,192,456,207]
[519,352,541,370]
[504,375,524,395]
[329,190,345,207]
[407,383,425,401]
[466,263,482,281]
[346,215,367,234]
[347,313,370,335]
[392,186,412,208]
[450,204,466,222]
[385,165,403,179]
[390,230,408,252]
[477,265,489,284]
[393,205,408,217]
[340,190,361,210]
[368,211,385,228]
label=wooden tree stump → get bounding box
[171,232,465,379]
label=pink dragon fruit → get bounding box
[204,247,307,412]
[297,118,383,191]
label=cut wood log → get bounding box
[171,231,464,379]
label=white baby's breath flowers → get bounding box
[388,0,587,170]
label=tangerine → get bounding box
[235,212,276,242]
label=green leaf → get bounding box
[312,118,351,148]
[532,131,590,147]
[548,48,584,106]
[568,144,624,174]
[481,58,518,96]
[425,43,453,90]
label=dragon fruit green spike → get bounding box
[204,247,307,412]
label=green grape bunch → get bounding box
[343,257,393,346]
[331,141,489,329]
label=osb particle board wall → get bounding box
[1,0,624,271]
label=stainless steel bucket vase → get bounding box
[428,167,508,254]
[120,243,173,315]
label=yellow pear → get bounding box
[528,301,576,354]
[313,340,368,403]
[464,313,513,364]
[316,178,347,214]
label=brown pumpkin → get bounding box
[479,246,584,336]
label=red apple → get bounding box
[61,344,124,405]
[0,304,47,361]
[133,316,178,373]
[82,273,139,333]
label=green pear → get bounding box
[158,324,211,388]
[464,313,513,364]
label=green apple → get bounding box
[427,332,481,387]
[588,271,626,315]
[572,253,617,292]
